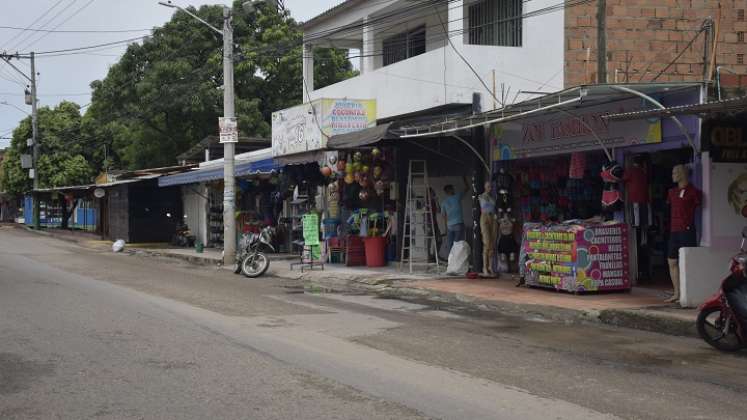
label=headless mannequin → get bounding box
[666,164,701,304]
[479,182,498,276]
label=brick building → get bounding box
[565,0,747,91]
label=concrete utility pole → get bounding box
[30,52,40,230]
[0,52,40,228]
[221,5,237,266]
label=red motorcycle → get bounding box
[696,227,747,352]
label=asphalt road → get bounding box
[1,227,747,420]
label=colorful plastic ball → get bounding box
[371,147,381,157]
[320,166,332,177]
[361,165,370,174]
[373,166,382,178]
[344,174,354,184]
[353,151,362,162]
[359,190,369,201]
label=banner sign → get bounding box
[703,115,747,162]
[522,222,630,292]
[491,98,662,161]
[219,117,238,144]
[272,98,376,157]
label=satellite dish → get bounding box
[94,188,105,198]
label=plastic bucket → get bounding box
[364,236,387,267]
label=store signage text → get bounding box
[522,112,611,143]
[708,124,747,162]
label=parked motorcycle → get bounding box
[696,227,747,352]
[233,226,275,278]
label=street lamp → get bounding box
[158,0,266,266]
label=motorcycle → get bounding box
[696,226,747,352]
[233,225,275,278]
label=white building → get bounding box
[302,0,565,119]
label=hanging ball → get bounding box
[371,147,381,157]
[320,166,332,177]
[353,151,362,162]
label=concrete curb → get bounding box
[598,308,697,337]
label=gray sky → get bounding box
[0,0,342,148]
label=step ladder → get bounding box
[400,160,440,273]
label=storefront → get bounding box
[487,83,703,291]
[158,148,283,250]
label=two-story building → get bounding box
[271,0,747,304]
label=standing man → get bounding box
[441,177,470,255]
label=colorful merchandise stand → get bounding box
[522,221,631,293]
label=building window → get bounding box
[467,0,522,47]
[383,25,426,66]
[739,31,745,43]
[739,9,745,21]
[738,54,745,65]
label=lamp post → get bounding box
[158,0,267,266]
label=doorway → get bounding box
[625,147,693,286]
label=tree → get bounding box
[83,0,355,170]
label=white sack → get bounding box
[446,241,470,276]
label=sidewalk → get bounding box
[17,224,698,338]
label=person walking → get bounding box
[441,177,470,255]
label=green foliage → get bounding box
[0,101,94,195]
[84,1,355,170]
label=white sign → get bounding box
[28,169,34,179]
[219,117,238,144]
[94,188,106,198]
[271,98,377,157]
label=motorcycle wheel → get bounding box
[241,252,270,278]
[697,307,744,352]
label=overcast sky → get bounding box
[0,0,342,148]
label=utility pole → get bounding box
[596,0,607,84]
[222,5,237,266]
[0,52,40,229]
[30,52,40,230]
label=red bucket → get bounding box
[364,236,387,267]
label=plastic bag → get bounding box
[112,239,126,253]
[446,241,470,276]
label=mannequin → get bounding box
[479,182,498,277]
[666,164,702,304]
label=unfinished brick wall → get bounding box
[564,0,747,88]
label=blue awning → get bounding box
[159,159,281,187]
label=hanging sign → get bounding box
[491,97,662,161]
[20,154,32,169]
[219,117,238,144]
[93,188,106,198]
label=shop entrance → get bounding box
[624,147,693,286]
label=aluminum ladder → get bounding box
[400,160,440,273]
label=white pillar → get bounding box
[302,43,314,102]
[361,16,375,74]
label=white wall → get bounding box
[182,185,208,246]
[680,247,733,308]
[307,0,565,120]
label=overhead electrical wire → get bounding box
[0,0,65,51]
[0,25,153,34]
[17,0,99,52]
[7,0,82,52]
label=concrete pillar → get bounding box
[361,16,375,74]
[302,43,314,101]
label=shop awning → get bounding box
[327,122,397,149]
[159,148,280,187]
[604,95,747,121]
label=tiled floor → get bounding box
[408,276,675,311]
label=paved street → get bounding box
[1,227,747,420]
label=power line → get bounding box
[18,0,99,52]
[0,0,65,51]
[7,0,81,52]
[0,25,153,34]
